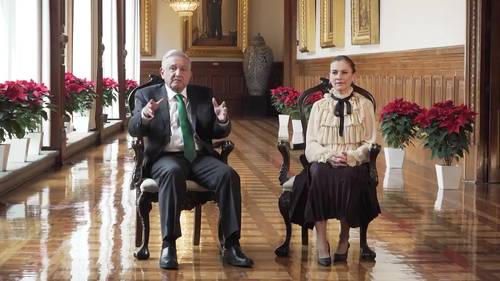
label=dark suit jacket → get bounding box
[128,83,231,176]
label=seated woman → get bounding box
[292,55,380,266]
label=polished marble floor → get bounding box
[0,119,499,280]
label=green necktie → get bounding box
[175,94,196,162]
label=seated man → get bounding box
[128,49,253,269]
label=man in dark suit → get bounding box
[128,49,253,269]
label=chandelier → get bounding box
[169,0,200,17]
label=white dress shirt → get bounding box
[142,85,198,152]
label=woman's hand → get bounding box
[328,152,348,167]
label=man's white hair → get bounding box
[161,49,191,69]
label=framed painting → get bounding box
[140,0,155,56]
[298,0,316,53]
[183,0,248,58]
[351,0,379,45]
[320,0,345,48]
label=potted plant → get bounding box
[102,77,118,123]
[0,80,51,167]
[124,79,138,114]
[64,72,96,120]
[414,100,476,189]
[270,86,322,148]
[380,98,422,169]
[64,72,96,132]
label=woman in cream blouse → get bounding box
[303,56,380,266]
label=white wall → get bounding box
[248,0,284,61]
[143,0,182,61]
[297,0,466,60]
[142,0,285,62]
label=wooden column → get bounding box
[465,0,500,183]
[117,0,127,123]
[48,0,67,165]
[94,0,104,142]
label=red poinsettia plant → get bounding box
[0,80,51,143]
[414,100,476,166]
[125,79,138,96]
[102,77,118,108]
[270,86,323,119]
[64,72,96,118]
[380,98,423,149]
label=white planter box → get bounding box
[27,132,43,155]
[6,138,30,162]
[278,114,290,140]
[384,147,405,169]
[0,143,10,171]
[435,164,461,190]
[383,169,404,190]
[291,119,304,148]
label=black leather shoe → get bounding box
[360,244,376,261]
[159,246,178,270]
[222,245,254,268]
[317,242,331,266]
[333,243,350,263]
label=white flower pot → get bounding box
[435,164,461,190]
[383,169,404,190]
[278,114,290,140]
[0,143,10,171]
[64,121,73,134]
[384,147,405,169]
[27,132,43,155]
[291,119,304,149]
[6,138,30,162]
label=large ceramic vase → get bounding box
[243,33,274,96]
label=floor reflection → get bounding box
[0,122,499,280]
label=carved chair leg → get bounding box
[275,191,292,257]
[134,192,153,260]
[193,204,202,246]
[135,189,143,248]
[301,226,308,246]
[360,222,376,261]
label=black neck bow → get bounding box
[332,93,354,137]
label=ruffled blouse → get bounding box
[305,89,377,166]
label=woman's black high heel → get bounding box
[317,242,331,266]
[333,242,350,263]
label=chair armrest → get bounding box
[278,140,291,185]
[213,140,234,164]
[131,137,145,190]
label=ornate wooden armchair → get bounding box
[129,75,234,260]
[274,78,381,257]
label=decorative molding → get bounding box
[320,0,344,48]
[298,0,316,53]
[140,0,155,56]
[351,0,379,45]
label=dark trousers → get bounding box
[150,152,241,244]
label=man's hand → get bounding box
[142,98,164,119]
[328,152,348,167]
[212,98,228,122]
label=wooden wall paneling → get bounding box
[423,75,432,108]
[414,77,422,105]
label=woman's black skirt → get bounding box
[289,162,380,229]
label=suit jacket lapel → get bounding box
[187,88,197,133]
